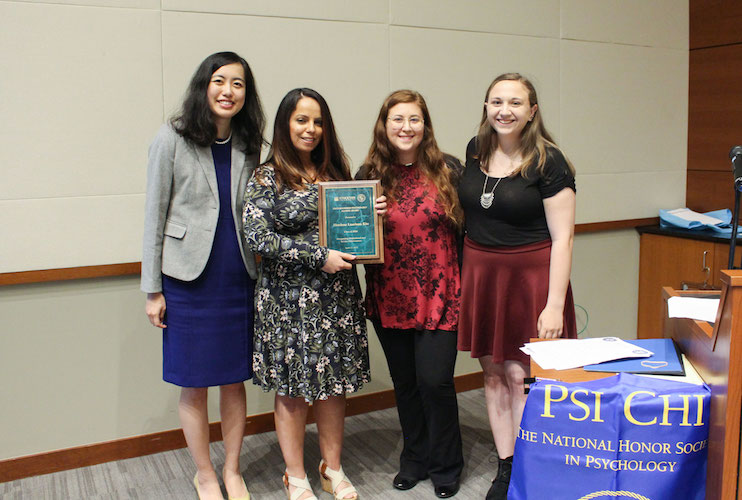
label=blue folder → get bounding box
[583,338,685,376]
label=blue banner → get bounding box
[509,373,709,500]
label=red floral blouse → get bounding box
[364,163,461,332]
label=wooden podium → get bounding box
[662,270,742,500]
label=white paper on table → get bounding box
[521,337,653,371]
[666,208,725,226]
[667,296,720,323]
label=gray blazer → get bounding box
[141,124,259,293]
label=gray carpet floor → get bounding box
[1,389,500,500]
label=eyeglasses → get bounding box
[387,115,424,130]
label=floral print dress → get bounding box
[242,164,370,401]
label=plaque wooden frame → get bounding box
[318,180,384,264]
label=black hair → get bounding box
[171,51,265,154]
[264,88,351,190]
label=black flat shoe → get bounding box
[434,480,460,498]
[393,473,420,491]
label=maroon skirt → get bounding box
[457,237,577,365]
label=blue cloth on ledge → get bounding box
[659,208,733,234]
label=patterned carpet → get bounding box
[0,389,500,500]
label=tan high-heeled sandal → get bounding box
[193,473,226,500]
[319,459,358,500]
[227,476,250,500]
[283,471,318,500]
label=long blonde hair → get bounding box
[476,73,575,177]
[362,90,462,227]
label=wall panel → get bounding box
[9,0,158,8]
[0,277,162,456]
[162,0,388,23]
[687,45,742,173]
[687,2,742,214]
[571,230,640,339]
[389,26,560,159]
[0,195,144,273]
[560,40,688,208]
[686,170,737,213]
[562,0,687,49]
[390,0,559,37]
[0,1,162,200]
[576,171,686,224]
[0,1,161,273]
[690,0,742,49]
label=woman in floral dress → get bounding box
[356,90,464,499]
[243,88,385,500]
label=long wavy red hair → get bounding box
[362,90,462,227]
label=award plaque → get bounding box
[318,180,384,264]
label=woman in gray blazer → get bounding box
[141,51,264,500]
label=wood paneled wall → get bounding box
[687,1,742,213]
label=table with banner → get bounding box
[510,371,709,500]
[510,270,742,500]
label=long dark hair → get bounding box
[362,89,462,227]
[476,73,574,177]
[171,51,265,154]
[263,88,351,190]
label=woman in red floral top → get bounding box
[357,90,464,498]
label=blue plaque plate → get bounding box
[318,180,384,264]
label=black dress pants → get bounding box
[374,323,464,486]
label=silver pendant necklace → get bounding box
[480,152,517,209]
[480,174,503,209]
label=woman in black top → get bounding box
[457,73,577,500]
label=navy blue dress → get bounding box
[161,140,255,387]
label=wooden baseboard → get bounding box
[0,262,141,286]
[574,217,658,234]
[0,372,484,483]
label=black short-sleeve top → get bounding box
[458,137,576,247]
